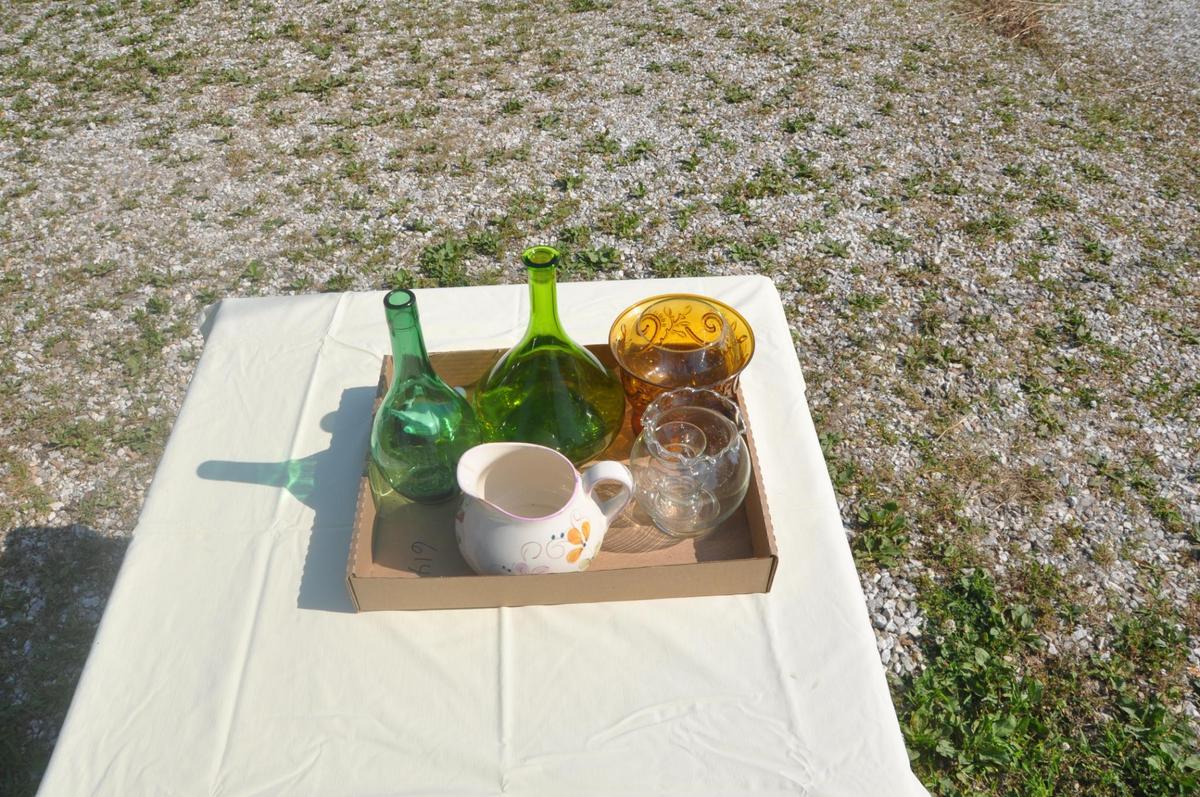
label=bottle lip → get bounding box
[384,288,417,310]
[522,245,560,269]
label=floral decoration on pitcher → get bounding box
[566,520,591,565]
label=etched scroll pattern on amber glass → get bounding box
[609,294,755,433]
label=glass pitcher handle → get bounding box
[726,396,747,435]
[581,461,634,523]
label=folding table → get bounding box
[39,276,928,796]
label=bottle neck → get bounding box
[387,303,434,381]
[525,265,563,337]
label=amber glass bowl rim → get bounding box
[607,293,756,388]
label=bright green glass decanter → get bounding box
[473,246,626,464]
[369,289,481,504]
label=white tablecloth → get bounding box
[40,276,927,796]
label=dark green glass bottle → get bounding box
[473,246,625,464]
[369,289,481,504]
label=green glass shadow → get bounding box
[196,456,320,506]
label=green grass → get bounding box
[562,245,621,277]
[901,570,1200,796]
[853,500,910,568]
[817,239,851,258]
[417,239,470,286]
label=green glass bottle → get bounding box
[473,245,626,464]
[369,289,481,504]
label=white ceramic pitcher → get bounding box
[454,443,633,575]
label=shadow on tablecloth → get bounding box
[196,385,376,615]
[0,524,128,796]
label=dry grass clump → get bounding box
[964,0,1061,42]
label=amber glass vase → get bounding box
[370,289,481,504]
[473,246,625,464]
[609,294,755,434]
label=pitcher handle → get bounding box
[581,460,634,524]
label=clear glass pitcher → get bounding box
[629,387,752,538]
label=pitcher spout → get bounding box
[456,442,581,520]
[455,443,502,507]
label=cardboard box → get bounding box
[346,346,778,611]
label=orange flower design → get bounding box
[565,521,591,564]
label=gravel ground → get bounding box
[1,0,1197,793]
[1051,0,1200,93]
